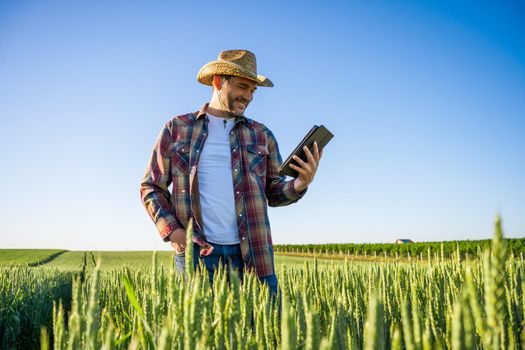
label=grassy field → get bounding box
[0,249,341,271]
[0,249,67,266]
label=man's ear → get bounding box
[213,75,222,91]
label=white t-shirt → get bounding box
[197,113,239,244]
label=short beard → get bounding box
[226,95,248,117]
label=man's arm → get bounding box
[265,129,308,207]
[140,122,183,242]
[265,128,323,207]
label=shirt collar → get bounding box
[196,103,248,125]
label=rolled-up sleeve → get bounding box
[140,122,182,241]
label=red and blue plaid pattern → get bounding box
[140,104,307,277]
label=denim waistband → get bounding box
[207,241,240,247]
[206,241,241,255]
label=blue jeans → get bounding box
[174,242,278,296]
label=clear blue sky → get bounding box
[1,0,524,250]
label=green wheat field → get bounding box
[1,217,523,349]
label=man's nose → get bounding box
[243,90,253,102]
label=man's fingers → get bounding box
[172,245,184,255]
[290,143,323,186]
[303,146,316,167]
[293,155,307,168]
[289,163,308,176]
[313,142,320,163]
[171,240,186,251]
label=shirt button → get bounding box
[239,213,243,217]
[181,189,186,193]
[236,190,240,194]
[234,169,238,172]
[242,236,246,241]
[233,149,237,152]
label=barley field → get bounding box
[1,217,523,349]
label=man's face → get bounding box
[219,76,258,116]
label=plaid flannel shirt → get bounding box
[140,104,307,277]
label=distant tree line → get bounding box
[273,238,525,258]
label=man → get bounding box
[140,50,322,295]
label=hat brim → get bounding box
[197,61,273,87]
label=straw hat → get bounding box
[197,50,273,87]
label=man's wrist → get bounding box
[161,222,183,242]
[168,227,184,242]
[293,178,307,193]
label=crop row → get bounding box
[274,237,525,259]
